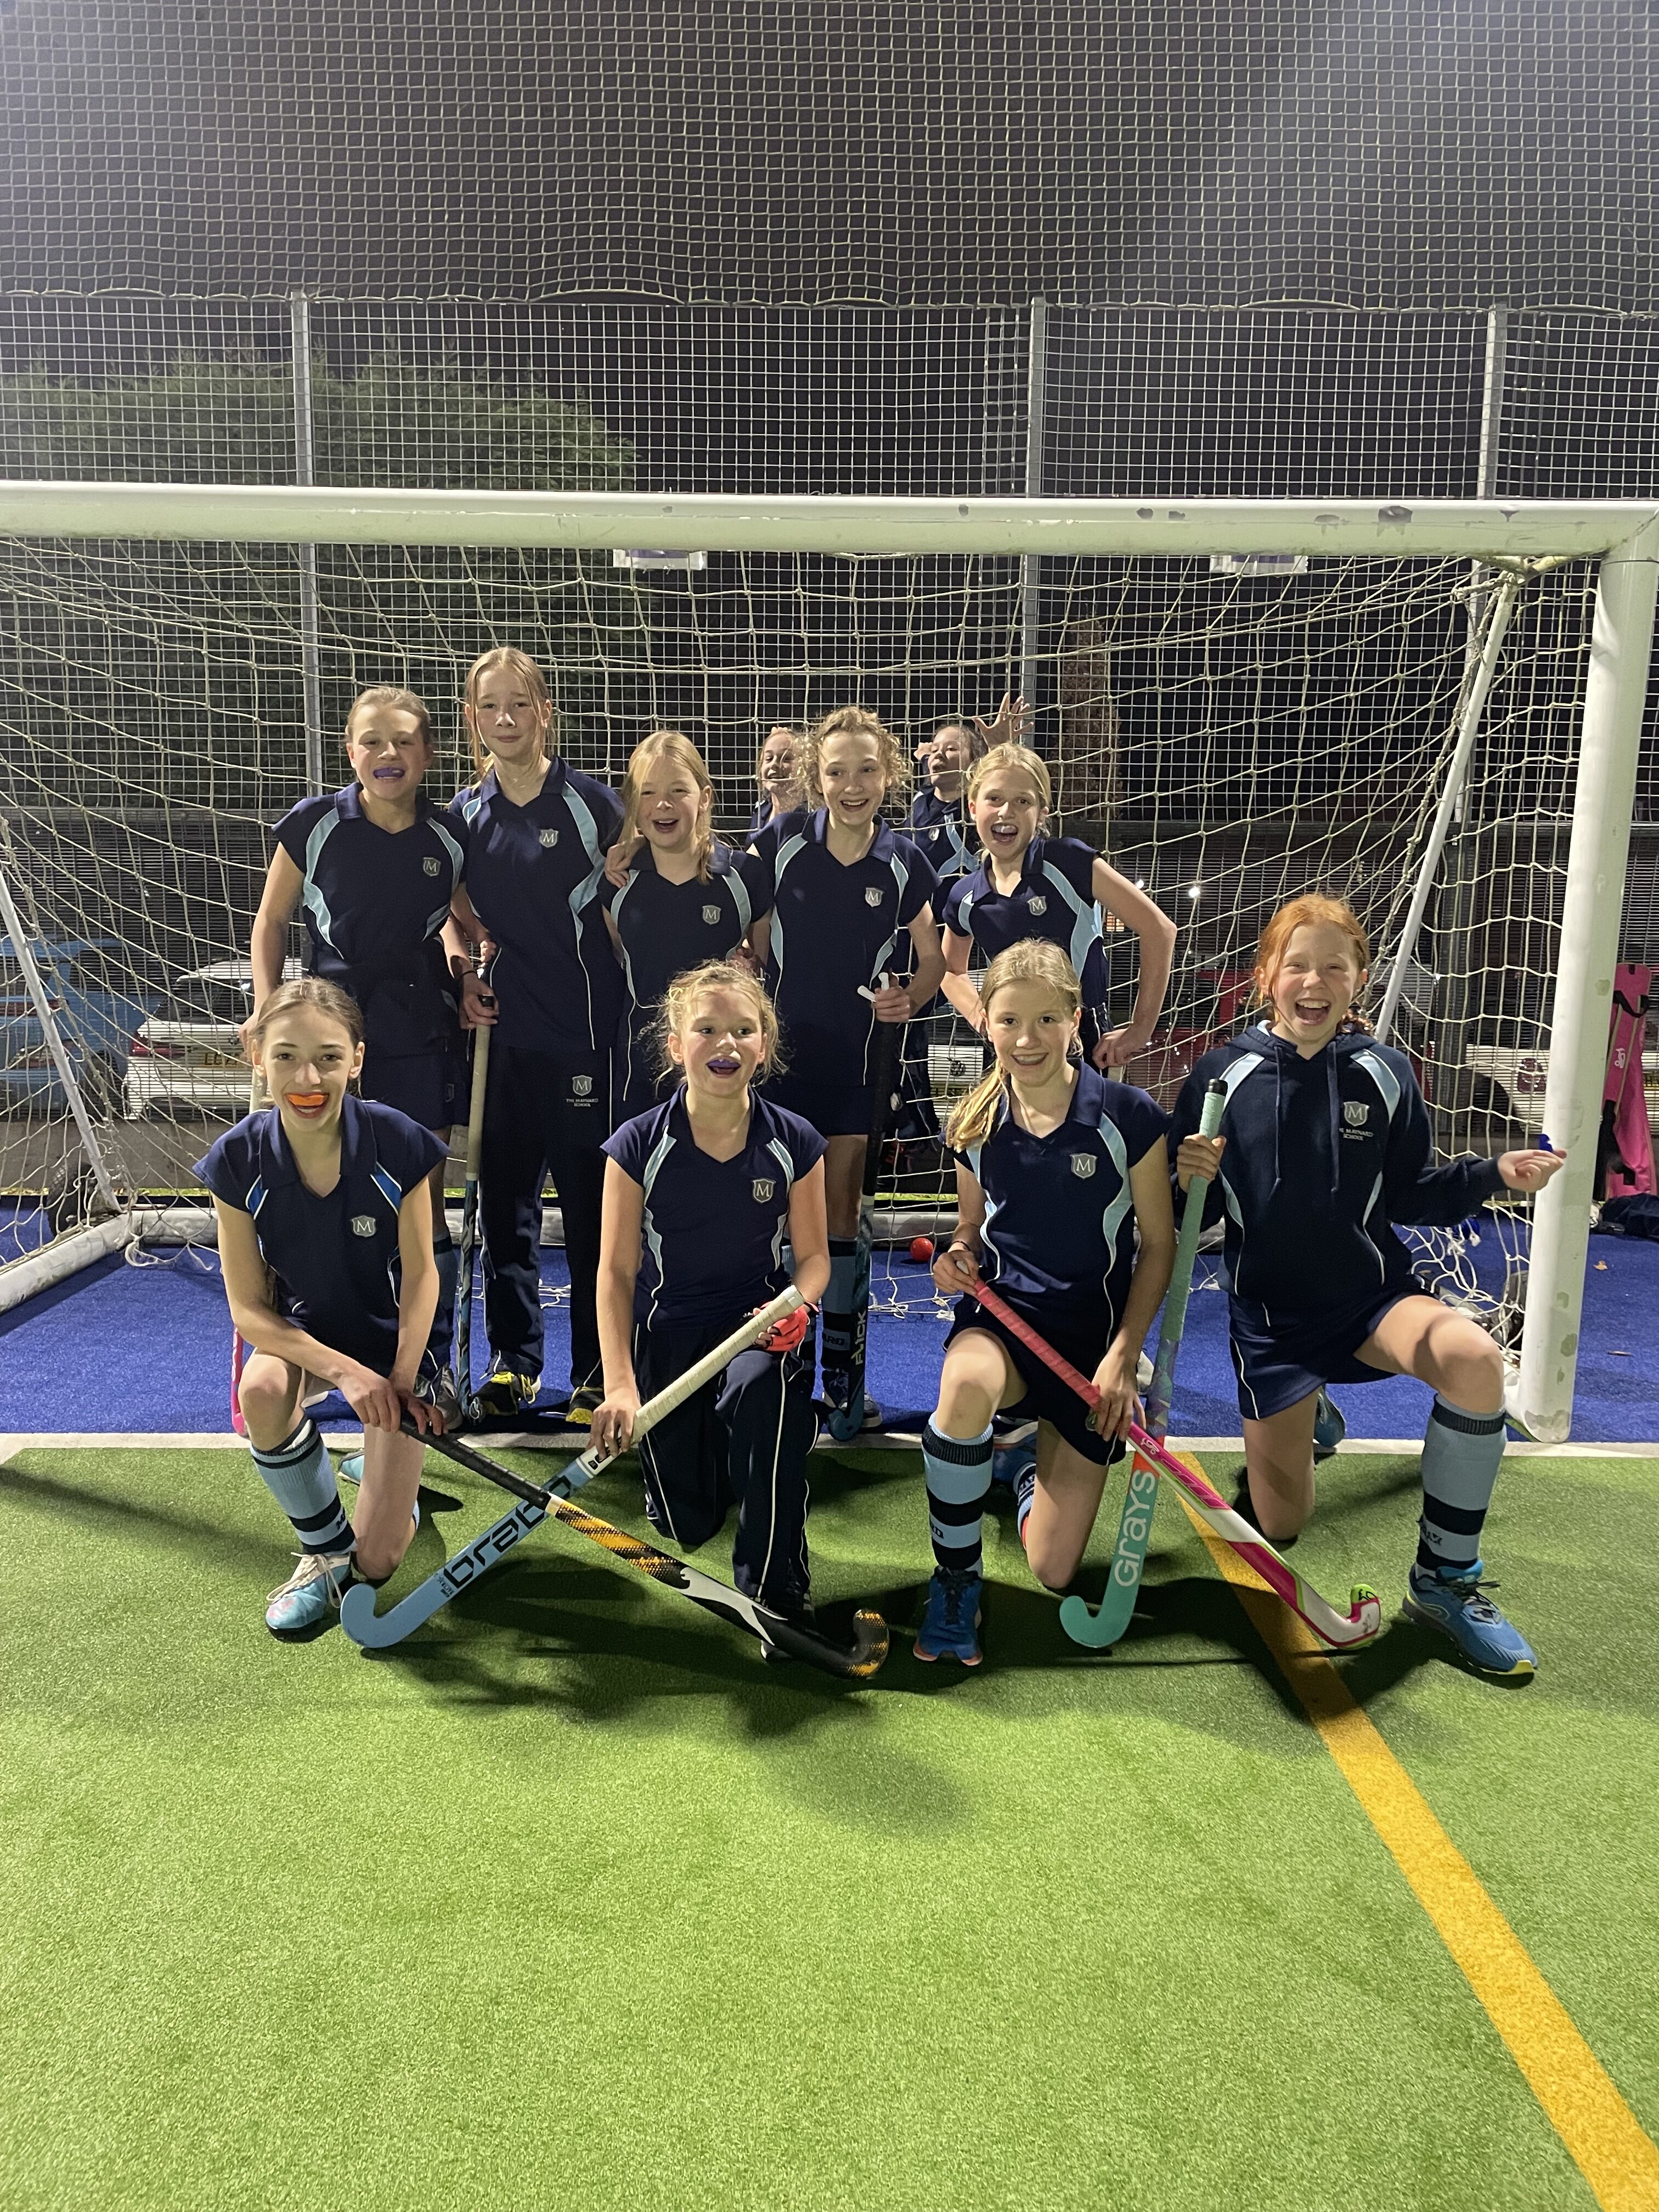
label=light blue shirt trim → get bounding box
[301,809,342,953]
[1353,1048,1403,1126]
[1041,857,1102,979]
[1094,1109,1133,1280]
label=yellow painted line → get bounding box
[1171,1458,1659,2212]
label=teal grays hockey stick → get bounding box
[1059,1076,1227,1649]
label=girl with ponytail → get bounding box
[916,940,1175,1667]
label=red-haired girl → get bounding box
[1169,894,1563,1677]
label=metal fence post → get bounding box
[290,291,325,795]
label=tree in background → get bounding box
[0,352,641,815]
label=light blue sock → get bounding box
[251,1419,352,1554]
[924,1420,994,1573]
[1417,1396,1505,1573]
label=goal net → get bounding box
[0,482,1651,1443]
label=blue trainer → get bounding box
[1403,1561,1537,1677]
[265,1549,354,1637]
[336,1452,363,1485]
[915,1565,983,1666]
[1312,1390,1346,1462]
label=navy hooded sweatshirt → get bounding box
[1168,1023,1505,1320]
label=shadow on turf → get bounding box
[4,1448,1479,1732]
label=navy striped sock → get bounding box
[924,1420,994,1573]
[1417,1396,1505,1572]
[251,1419,352,1554]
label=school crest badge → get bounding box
[351,1214,377,1237]
[752,1177,776,1203]
[571,1074,593,1097]
[1344,1101,1369,1126]
[1070,1153,1096,1178]
[865,885,883,906]
[1028,894,1047,916]
[422,855,442,877]
[539,827,560,848]
[703,904,722,926]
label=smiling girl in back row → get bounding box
[941,743,1176,1070]
[747,704,946,1421]
[249,687,469,1381]
[601,730,774,1118]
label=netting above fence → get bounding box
[1,1,1653,311]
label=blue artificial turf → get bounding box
[3,1228,1657,1439]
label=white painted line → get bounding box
[1173,1436,1659,1459]
[0,1431,363,1452]
[1,1431,1654,1459]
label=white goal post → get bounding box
[1,482,1654,1443]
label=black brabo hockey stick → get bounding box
[826,1000,899,1442]
[340,1290,889,1677]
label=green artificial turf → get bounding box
[2,1437,1655,2212]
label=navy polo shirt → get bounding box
[954,1064,1168,1321]
[943,835,1106,978]
[195,1097,447,1368]
[601,843,774,1026]
[275,785,466,978]
[909,790,977,883]
[603,1088,827,1328]
[450,759,625,1060]
[749,809,940,1086]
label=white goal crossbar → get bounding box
[2,483,1655,1442]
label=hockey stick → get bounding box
[1060,1077,1227,1647]
[454,1012,492,1404]
[967,1280,1381,1651]
[826,995,900,1442]
[340,1290,889,1675]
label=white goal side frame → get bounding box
[2,483,1655,1442]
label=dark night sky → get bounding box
[0,0,1652,309]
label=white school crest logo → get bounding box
[539,827,560,848]
[351,1214,377,1237]
[1344,1101,1369,1126]
[1070,1153,1096,1178]
[571,1074,592,1097]
[752,1177,776,1203]
[1028,894,1047,916]
[422,855,442,877]
[865,885,883,906]
[703,904,722,926]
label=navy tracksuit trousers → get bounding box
[633,1316,817,1604]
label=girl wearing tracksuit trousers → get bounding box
[747,704,947,1422]
[941,742,1177,1071]
[601,730,774,1120]
[249,685,466,1381]
[199,979,447,1638]
[918,940,1176,1666]
[591,962,831,1634]
[443,648,625,1423]
[1170,894,1564,1677]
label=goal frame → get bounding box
[2,482,1655,1442]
